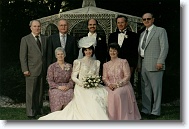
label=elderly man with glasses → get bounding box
[137,13,169,119]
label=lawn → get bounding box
[0,102,180,120]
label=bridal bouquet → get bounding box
[83,75,102,89]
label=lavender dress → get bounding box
[103,58,141,120]
[47,62,74,112]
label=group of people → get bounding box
[19,12,169,120]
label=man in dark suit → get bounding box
[20,20,47,119]
[138,13,169,118]
[79,18,107,75]
[47,19,79,67]
[108,15,139,86]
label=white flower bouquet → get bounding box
[83,75,102,89]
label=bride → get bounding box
[39,37,108,120]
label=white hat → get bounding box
[78,36,96,48]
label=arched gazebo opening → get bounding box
[45,23,58,36]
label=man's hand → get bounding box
[156,63,163,71]
[23,71,30,77]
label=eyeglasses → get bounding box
[142,18,152,21]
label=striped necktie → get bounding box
[61,35,66,48]
[142,30,148,49]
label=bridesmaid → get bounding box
[47,47,74,112]
[102,43,141,120]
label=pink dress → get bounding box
[47,62,74,112]
[103,58,141,120]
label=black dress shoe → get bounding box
[27,116,36,119]
[149,114,160,119]
[140,112,150,117]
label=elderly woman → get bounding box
[47,47,74,112]
[102,43,141,120]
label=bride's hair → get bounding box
[82,45,95,56]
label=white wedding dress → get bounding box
[39,57,108,120]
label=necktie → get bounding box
[141,30,148,49]
[35,36,41,51]
[61,35,66,48]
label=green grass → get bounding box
[0,105,180,120]
[140,106,180,120]
[0,106,50,120]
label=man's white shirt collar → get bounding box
[88,32,97,37]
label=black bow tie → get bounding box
[116,29,127,34]
[118,31,126,34]
[119,31,124,33]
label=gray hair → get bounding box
[57,18,69,25]
[29,20,41,26]
[142,13,154,18]
[55,47,66,57]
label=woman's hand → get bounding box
[58,86,69,91]
[108,84,117,91]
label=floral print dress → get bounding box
[47,62,74,112]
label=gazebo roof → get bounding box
[60,6,141,21]
[64,6,135,15]
[38,0,143,36]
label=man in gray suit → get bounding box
[20,20,47,119]
[138,13,169,119]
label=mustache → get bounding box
[90,27,95,29]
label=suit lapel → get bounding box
[56,34,61,46]
[29,34,41,53]
[65,34,70,51]
[122,31,129,44]
[96,34,99,46]
[41,35,45,55]
[145,26,156,49]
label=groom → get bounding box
[80,18,107,76]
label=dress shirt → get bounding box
[87,32,97,59]
[32,33,41,43]
[88,32,97,46]
[118,29,127,47]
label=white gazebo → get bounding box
[38,0,143,41]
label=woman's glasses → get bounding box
[142,18,152,21]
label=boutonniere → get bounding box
[98,37,101,40]
[124,35,128,39]
[64,64,71,71]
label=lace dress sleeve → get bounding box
[102,63,111,86]
[71,60,83,86]
[47,64,59,89]
[117,59,131,87]
[95,60,100,76]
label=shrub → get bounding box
[0,62,26,103]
